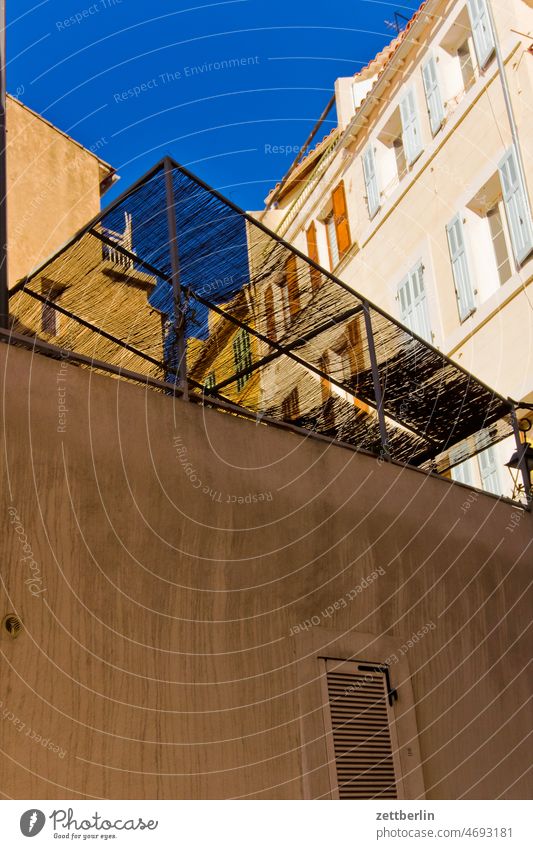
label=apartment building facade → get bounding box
[260,0,533,497]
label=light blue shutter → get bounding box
[446,215,476,321]
[451,457,475,486]
[466,0,495,68]
[398,264,432,342]
[477,445,501,494]
[499,147,533,264]
[422,57,444,135]
[362,146,380,218]
[400,89,423,165]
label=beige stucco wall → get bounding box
[6,96,111,286]
[0,342,531,799]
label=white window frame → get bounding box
[399,88,423,165]
[477,443,501,495]
[446,214,476,321]
[362,145,380,219]
[422,55,445,136]
[466,0,495,69]
[498,146,533,265]
[397,262,432,342]
[450,447,475,486]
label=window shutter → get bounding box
[285,254,301,320]
[466,0,495,68]
[400,89,423,165]
[233,329,252,390]
[477,441,501,494]
[498,147,533,265]
[264,284,276,341]
[306,222,321,290]
[398,264,432,342]
[451,457,475,486]
[421,56,444,135]
[332,181,351,257]
[325,661,398,799]
[362,146,380,218]
[446,215,476,321]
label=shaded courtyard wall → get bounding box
[0,342,531,800]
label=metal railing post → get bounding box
[164,157,188,399]
[363,301,389,459]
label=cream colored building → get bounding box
[260,0,533,496]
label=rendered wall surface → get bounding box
[6,97,108,286]
[0,342,531,799]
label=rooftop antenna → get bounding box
[384,11,410,35]
[0,0,7,329]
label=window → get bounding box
[477,444,501,494]
[323,659,399,799]
[393,138,407,181]
[306,222,322,290]
[282,255,301,324]
[487,205,513,285]
[397,264,432,342]
[422,56,445,135]
[362,146,380,218]
[446,215,476,321]
[332,181,352,258]
[399,88,423,165]
[457,39,476,91]
[204,371,216,391]
[498,146,533,265]
[233,329,253,391]
[264,284,276,341]
[325,213,340,269]
[40,280,63,336]
[451,456,475,486]
[333,318,364,383]
[282,386,300,422]
[41,300,57,336]
[466,0,495,69]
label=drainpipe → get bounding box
[486,0,532,220]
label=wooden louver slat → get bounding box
[326,667,397,799]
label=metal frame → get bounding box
[7,155,519,487]
[164,157,188,398]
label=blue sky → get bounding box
[7,0,418,210]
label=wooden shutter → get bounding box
[400,89,423,165]
[332,181,351,257]
[264,284,276,341]
[324,660,398,799]
[306,222,321,290]
[285,255,300,321]
[422,56,444,135]
[362,146,380,218]
[446,215,476,320]
[499,146,533,265]
[467,0,495,68]
[233,329,252,391]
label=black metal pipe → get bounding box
[164,156,188,399]
[363,301,389,459]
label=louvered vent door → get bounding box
[325,660,399,799]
